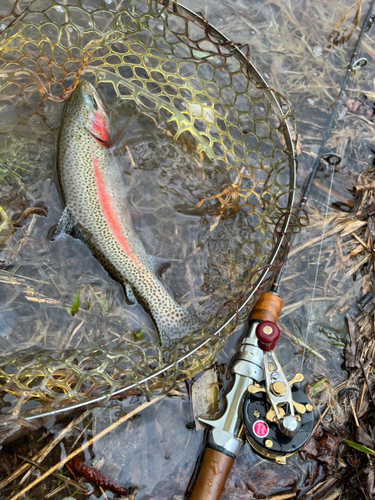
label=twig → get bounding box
[45,484,67,499]
[7,396,162,500]
[280,324,326,361]
[355,182,375,191]
[280,296,337,319]
[352,233,368,250]
[100,486,109,500]
[349,398,360,427]
[358,379,367,414]
[288,225,343,257]
[312,405,330,436]
[267,493,297,500]
[352,450,368,500]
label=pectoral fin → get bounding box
[51,207,76,240]
[52,207,89,244]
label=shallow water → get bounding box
[0,0,374,498]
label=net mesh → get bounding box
[0,0,299,426]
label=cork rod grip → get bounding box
[249,292,283,324]
[189,447,234,500]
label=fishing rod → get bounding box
[188,1,375,498]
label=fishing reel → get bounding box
[242,320,314,463]
[191,292,315,500]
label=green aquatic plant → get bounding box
[66,291,81,317]
[134,329,145,341]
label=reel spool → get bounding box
[243,378,314,463]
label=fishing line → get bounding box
[300,164,335,373]
[300,49,366,371]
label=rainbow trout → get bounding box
[56,80,202,347]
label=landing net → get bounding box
[0,0,300,426]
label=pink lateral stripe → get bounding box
[91,148,140,269]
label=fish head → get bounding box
[65,80,111,146]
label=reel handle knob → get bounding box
[256,321,280,351]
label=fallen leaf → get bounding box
[300,427,339,465]
[244,464,297,496]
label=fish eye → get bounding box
[84,93,98,110]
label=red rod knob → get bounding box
[256,321,280,351]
